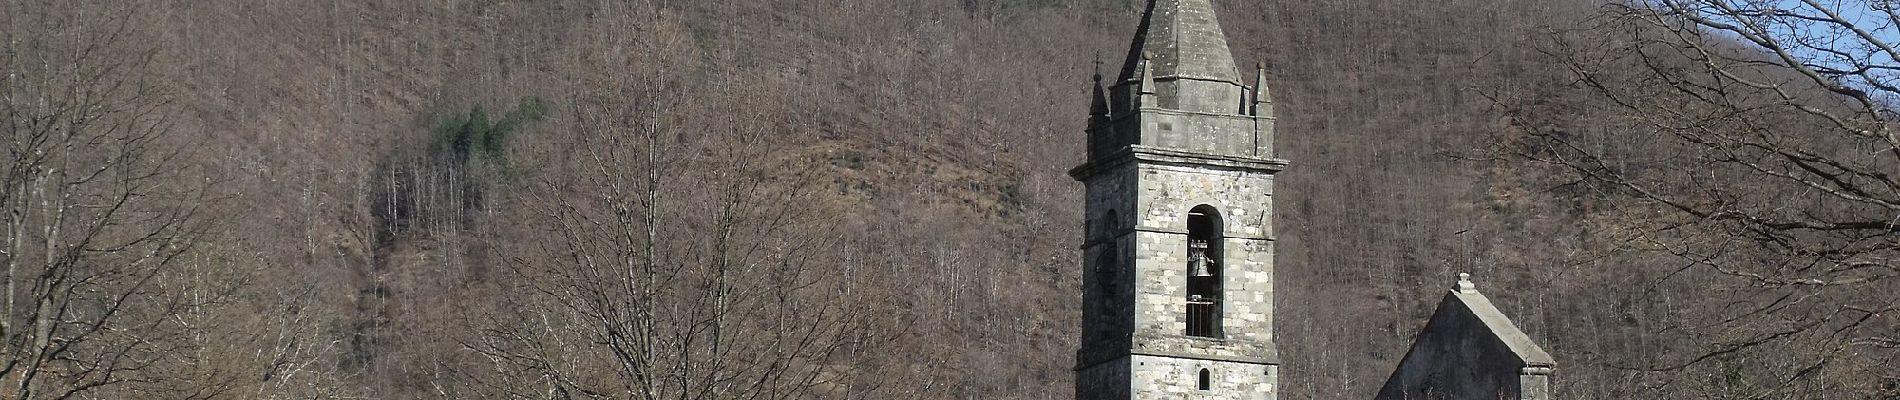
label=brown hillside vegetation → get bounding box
[1,0,1892,398]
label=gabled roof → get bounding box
[1374,274,1556,400]
[1447,275,1555,366]
[1116,0,1242,85]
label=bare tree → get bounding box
[1499,1,1900,396]
[451,6,920,399]
[0,1,235,398]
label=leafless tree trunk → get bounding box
[0,1,237,398]
[453,6,919,399]
[1498,1,1900,396]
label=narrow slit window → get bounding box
[1198,368,1212,390]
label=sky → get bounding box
[1753,0,1900,101]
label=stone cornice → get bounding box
[1132,348,1279,366]
[1070,145,1287,181]
[1079,227,1276,248]
[1106,106,1271,124]
[1073,348,1281,371]
[1112,74,1248,89]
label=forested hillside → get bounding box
[2,0,1894,399]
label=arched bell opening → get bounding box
[1185,205,1223,338]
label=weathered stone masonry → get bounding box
[1070,0,1282,398]
[1071,1,1554,399]
[1374,275,1555,400]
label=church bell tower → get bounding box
[1070,0,1284,398]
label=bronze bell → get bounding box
[1188,240,1216,277]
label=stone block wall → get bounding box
[1155,79,1249,116]
[1077,355,1280,400]
[1079,166,1140,366]
[1100,102,1272,160]
[1074,143,1284,398]
[1374,286,1555,400]
[1129,355,1277,400]
[1076,358,1133,400]
[1129,163,1277,357]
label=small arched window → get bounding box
[1197,368,1212,390]
[1185,205,1223,338]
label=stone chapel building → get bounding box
[1067,1,1555,399]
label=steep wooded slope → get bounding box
[162,0,1601,397]
[11,0,1809,398]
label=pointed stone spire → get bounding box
[1079,0,1280,164]
[1138,52,1158,107]
[1090,60,1112,132]
[1253,63,1274,116]
[1117,0,1242,85]
[1091,59,1110,119]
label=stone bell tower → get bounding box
[1070,0,1284,398]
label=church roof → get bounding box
[1448,274,1556,366]
[1375,274,1555,399]
[1117,0,1243,85]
